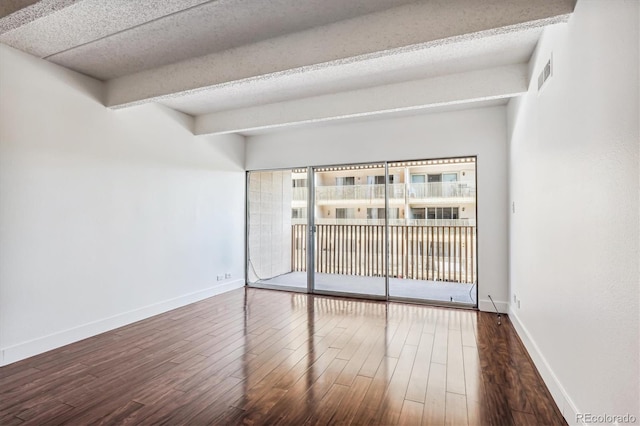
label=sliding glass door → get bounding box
[387,159,477,305]
[246,157,477,307]
[312,163,386,298]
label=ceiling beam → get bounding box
[106,0,573,109]
[194,64,527,135]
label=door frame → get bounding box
[245,156,478,309]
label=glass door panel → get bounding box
[388,158,477,306]
[247,169,308,291]
[247,158,477,308]
[312,163,386,297]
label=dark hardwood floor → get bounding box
[0,287,566,425]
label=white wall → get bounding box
[0,45,246,366]
[507,0,639,423]
[246,106,509,312]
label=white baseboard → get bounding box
[0,279,244,367]
[478,298,509,313]
[508,306,582,426]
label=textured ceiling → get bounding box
[0,0,576,131]
[159,27,542,115]
[0,0,40,19]
[1,0,416,78]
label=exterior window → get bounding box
[335,208,355,219]
[292,208,306,219]
[411,175,426,183]
[427,207,459,219]
[367,175,393,184]
[292,179,307,188]
[335,177,355,186]
[366,208,398,219]
[442,173,458,197]
[410,208,426,219]
[367,208,382,219]
[428,242,453,256]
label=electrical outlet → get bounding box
[517,299,521,309]
[513,294,517,303]
[225,273,232,279]
[512,201,516,213]
[216,275,224,281]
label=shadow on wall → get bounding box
[1,45,105,105]
[1,45,246,173]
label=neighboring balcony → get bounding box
[314,183,405,204]
[292,218,476,226]
[292,182,476,206]
[407,182,475,204]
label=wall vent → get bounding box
[537,54,553,91]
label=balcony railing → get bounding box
[292,187,307,201]
[291,218,475,226]
[408,182,475,199]
[292,181,475,203]
[315,184,405,202]
[291,224,476,284]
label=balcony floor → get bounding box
[254,271,477,305]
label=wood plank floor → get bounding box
[0,287,566,425]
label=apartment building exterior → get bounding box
[291,157,476,226]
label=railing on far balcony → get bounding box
[293,182,475,203]
[408,182,475,199]
[314,184,406,202]
[291,224,476,284]
[292,187,307,201]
